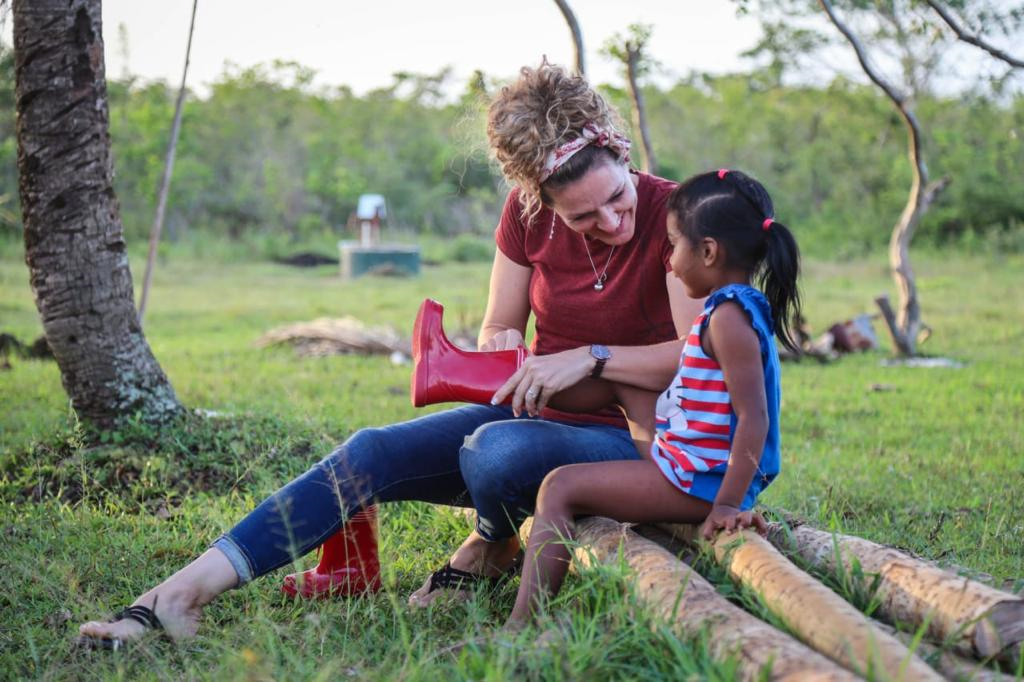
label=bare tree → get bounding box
[138,0,198,324]
[923,0,1024,68]
[553,0,586,77]
[13,0,182,427]
[820,0,950,356]
[603,24,657,174]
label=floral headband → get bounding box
[539,123,631,183]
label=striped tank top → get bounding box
[650,284,782,509]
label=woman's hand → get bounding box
[700,503,768,541]
[479,328,526,352]
[491,347,593,417]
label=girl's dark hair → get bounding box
[667,170,802,353]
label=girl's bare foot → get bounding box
[76,548,238,647]
[408,532,521,607]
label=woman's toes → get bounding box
[77,617,146,643]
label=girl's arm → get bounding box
[478,251,532,351]
[701,302,770,538]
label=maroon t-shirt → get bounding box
[495,171,679,427]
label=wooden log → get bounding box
[874,621,1010,682]
[766,523,1024,665]
[701,527,941,680]
[571,517,858,681]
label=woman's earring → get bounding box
[549,213,556,240]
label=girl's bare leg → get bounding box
[548,380,659,457]
[78,547,239,643]
[505,460,711,628]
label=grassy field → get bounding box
[1,246,1022,679]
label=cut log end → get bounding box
[976,599,1024,662]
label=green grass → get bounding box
[1,246,1022,679]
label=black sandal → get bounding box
[74,599,164,651]
[425,551,524,595]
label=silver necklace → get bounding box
[582,235,615,291]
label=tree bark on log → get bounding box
[766,523,1024,666]
[552,0,586,77]
[13,0,182,429]
[705,528,941,680]
[572,517,858,681]
[819,0,950,357]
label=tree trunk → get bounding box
[552,0,585,77]
[766,523,1024,666]
[572,517,858,681]
[13,0,182,429]
[624,44,656,175]
[703,528,941,680]
[138,0,198,324]
[819,0,949,356]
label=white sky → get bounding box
[94,1,764,94]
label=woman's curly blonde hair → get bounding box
[487,61,629,226]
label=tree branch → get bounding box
[923,0,1024,69]
[553,0,586,77]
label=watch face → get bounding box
[591,344,612,361]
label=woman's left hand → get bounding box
[492,347,593,417]
[700,503,768,541]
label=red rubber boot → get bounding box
[411,299,526,407]
[280,506,382,598]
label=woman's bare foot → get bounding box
[77,548,238,647]
[408,532,521,607]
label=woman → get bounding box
[78,61,701,646]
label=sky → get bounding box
[89,1,765,94]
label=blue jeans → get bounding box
[213,404,639,584]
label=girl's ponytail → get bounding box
[758,220,802,354]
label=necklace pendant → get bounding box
[593,281,604,291]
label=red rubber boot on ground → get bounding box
[411,298,526,407]
[280,506,382,598]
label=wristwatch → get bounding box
[589,344,612,379]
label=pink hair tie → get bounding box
[717,168,729,180]
[762,218,774,231]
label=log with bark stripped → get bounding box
[766,523,1024,665]
[451,511,854,679]
[700,527,941,680]
[571,516,859,681]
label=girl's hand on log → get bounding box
[701,504,769,541]
[492,347,593,417]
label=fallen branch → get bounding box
[766,523,1024,665]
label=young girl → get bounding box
[504,168,802,629]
